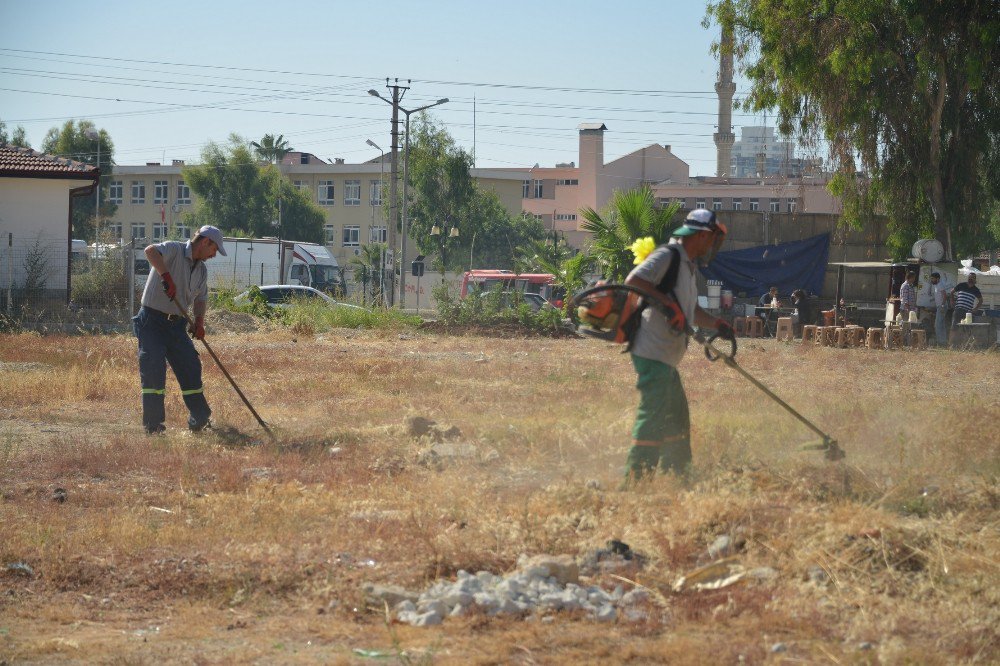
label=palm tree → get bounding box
[580,185,681,281]
[250,134,292,164]
[349,242,386,306]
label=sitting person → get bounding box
[758,286,781,336]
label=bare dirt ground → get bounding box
[1,328,998,664]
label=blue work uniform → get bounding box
[133,240,211,433]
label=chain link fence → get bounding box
[0,233,137,333]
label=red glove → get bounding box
[161,272,177,300]
[661,299,687,333]
[189,318,205,340]
[715,318,735,341]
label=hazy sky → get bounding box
[0,0,775,176]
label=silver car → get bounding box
[235,285,365,310]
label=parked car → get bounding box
[235,285,365,310]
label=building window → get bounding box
[293,180,308,192]
[732,198,742,211]
[109,181,123,204]
[130,223,146,240]
[769,198,780,213]
[176,180,191,204]
[107,223,123,241]
[556,179,579,186]
[657,197,671,207]
[344,179,361,206]
[324,224,336,244]
[696,200,706,209]
[175,225,190,239]
[522,179,531,198]
[153,223,168,240]
[370,180,382,206]
[153,180,168,205]
[318,181,335,205]
[131,181,145,204]
[370,226,387,243]
[554,213,577,221]
[712,198,722,211]
[533,180,543,198]
[787,198,797,213]
[749,198,760,211]
[343,225,360,247]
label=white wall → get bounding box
[0,177,82,291]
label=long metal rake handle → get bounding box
[166,295,275,440]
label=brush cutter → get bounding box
[165,293,275,441]
[571,283,845,461]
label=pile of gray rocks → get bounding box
[366,554,651,627]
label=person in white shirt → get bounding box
[929,272,948,346]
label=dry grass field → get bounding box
[1,321,998,664]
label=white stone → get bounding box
[412,611,443,627]
[595,605,617,622]
[395,600,416,613]
[620,589,650,606]
[418,600,447,617]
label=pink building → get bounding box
[515,123,689,248]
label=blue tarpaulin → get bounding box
[700,233,830,298]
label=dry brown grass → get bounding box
[1,326,998,664]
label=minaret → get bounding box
[714,27,736,177]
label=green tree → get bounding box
[0,120,30,148]
[581,185,682,281]
[406,116,545,275]
[250,133,292,164]
[707,0,1000,259]
[40,120,115,241]
[184,135,323,243]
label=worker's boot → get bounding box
[657,437,692,478]
[621,445,662,489]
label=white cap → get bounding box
[196,225,227,255]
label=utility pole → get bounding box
[369,81,447,310]
[369,79,409,307]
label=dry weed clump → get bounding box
[1,330,998,663]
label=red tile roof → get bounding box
[0,144,99,180]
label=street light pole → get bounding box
[366,138,385,306]
[368,84,448,309]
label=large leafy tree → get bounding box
[0,119,31,148]
[184,135,323,243]
[40,120,115,241]
[406,116,545,274]
[581,186,682,281]
[708,0,1000,259]
[250,133,292,164]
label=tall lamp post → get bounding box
[366,138,386,305]
[368,88,448,308]
[84,128,101,234]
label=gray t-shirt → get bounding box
[626,240,699,367]
[140,240,208,313]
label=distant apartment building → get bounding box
[729,126,821,178]
[105,157,526,278]
[652,174,842,217]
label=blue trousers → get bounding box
[935,306,948,345]
[133,307,211,431]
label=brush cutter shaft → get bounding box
[165,295,274,439]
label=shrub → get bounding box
[432,284,565,335]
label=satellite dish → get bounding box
[171,204,181,213]
[912,238,944,263]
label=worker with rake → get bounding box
[623,209,734,483]
[133,225,226,434]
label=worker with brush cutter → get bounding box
[622,209,734,484]
[132,225,226,434]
